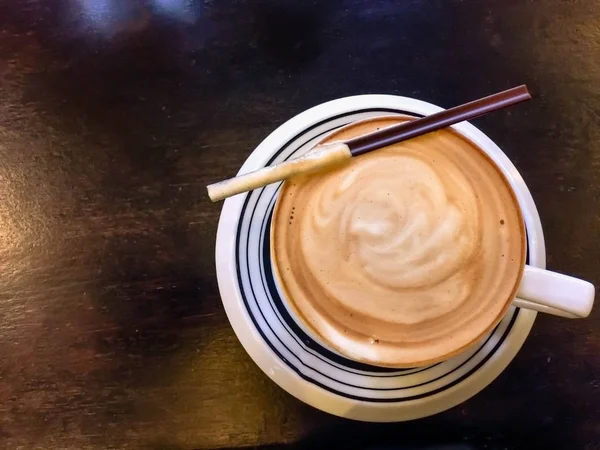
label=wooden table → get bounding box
[1,1,599,448]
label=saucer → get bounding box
[215,95,544,421]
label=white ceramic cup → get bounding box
[267,115,595,371]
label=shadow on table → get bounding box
[248,445,476,450]
[213,422,570,450]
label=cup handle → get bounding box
[513,265,595,318]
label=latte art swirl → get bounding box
[306,153,481,324]
[272,117,526,367]
[311,156,478,288]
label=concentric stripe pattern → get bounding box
[234,108,522,402]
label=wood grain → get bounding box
[0,0,599,448]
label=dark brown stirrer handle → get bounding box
[206,85,531,202]
[347,85,531,156]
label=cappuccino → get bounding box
[271,116,526,367]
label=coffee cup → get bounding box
[270,115,595,368]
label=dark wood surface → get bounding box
[1,1,599,449]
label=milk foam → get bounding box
[272,116,526,367]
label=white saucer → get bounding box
[215,95,544,422]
